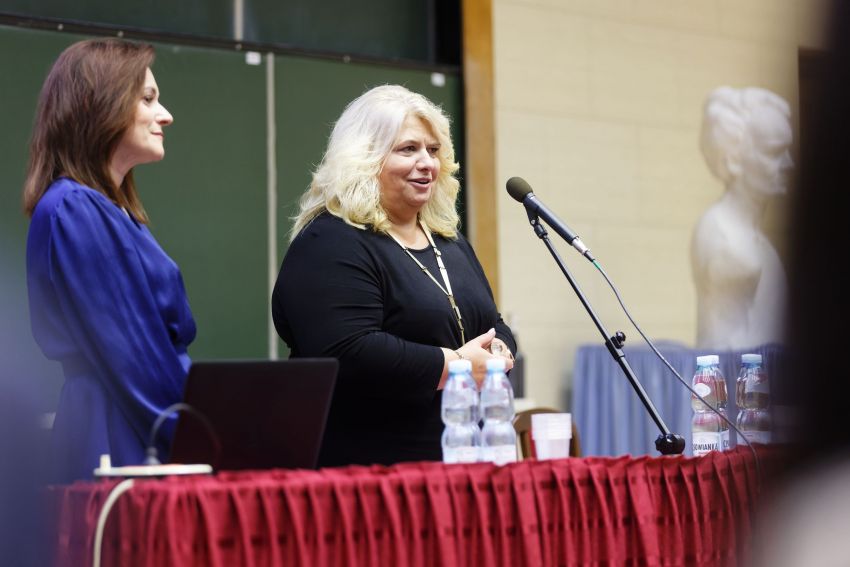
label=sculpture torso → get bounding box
[692,194,787,349]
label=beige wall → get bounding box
[492,0,829,409]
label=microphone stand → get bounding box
[527,215,685,455]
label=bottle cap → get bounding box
[448,359,472,373]
[486,358,507,371]
[696,355,716,366]
[741,353,762,364]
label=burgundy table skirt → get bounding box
[48,448,761,567]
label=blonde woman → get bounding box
[272,85,514,466]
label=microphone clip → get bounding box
[528,212,549,240]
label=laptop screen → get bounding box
[169,359,338,471]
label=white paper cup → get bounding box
[531,413,572,460]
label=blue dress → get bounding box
[26,178,196,483]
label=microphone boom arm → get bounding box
[526,213,685,455]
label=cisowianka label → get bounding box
[692,432,722,457]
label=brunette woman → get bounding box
[24,39,194,482]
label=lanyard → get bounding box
[387,221,466,345]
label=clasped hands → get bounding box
[455,328,515,386]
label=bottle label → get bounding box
[692,432,722,457]
[720,429,730,451]
[481,445,517,465]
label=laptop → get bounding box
[169,359,338,471]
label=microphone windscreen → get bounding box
[506,177,534,202]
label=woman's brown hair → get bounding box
[22,38,155,222]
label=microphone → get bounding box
[506,177,595,261]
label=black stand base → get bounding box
[655,434,687,455]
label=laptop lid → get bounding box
[169,359,338,471]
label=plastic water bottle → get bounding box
[441,360,480,463]
[736,354,772,445]
[480,358,517,465]
[691,355,728,456]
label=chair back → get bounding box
[513,407,581,459]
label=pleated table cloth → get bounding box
[48,447,766,567]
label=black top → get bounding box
[272,212,515,467]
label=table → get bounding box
[48,448,764,567]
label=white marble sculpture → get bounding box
[691,87,793,349]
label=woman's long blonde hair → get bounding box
[290,84,461,241]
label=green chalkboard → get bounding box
[135,42,269,360]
